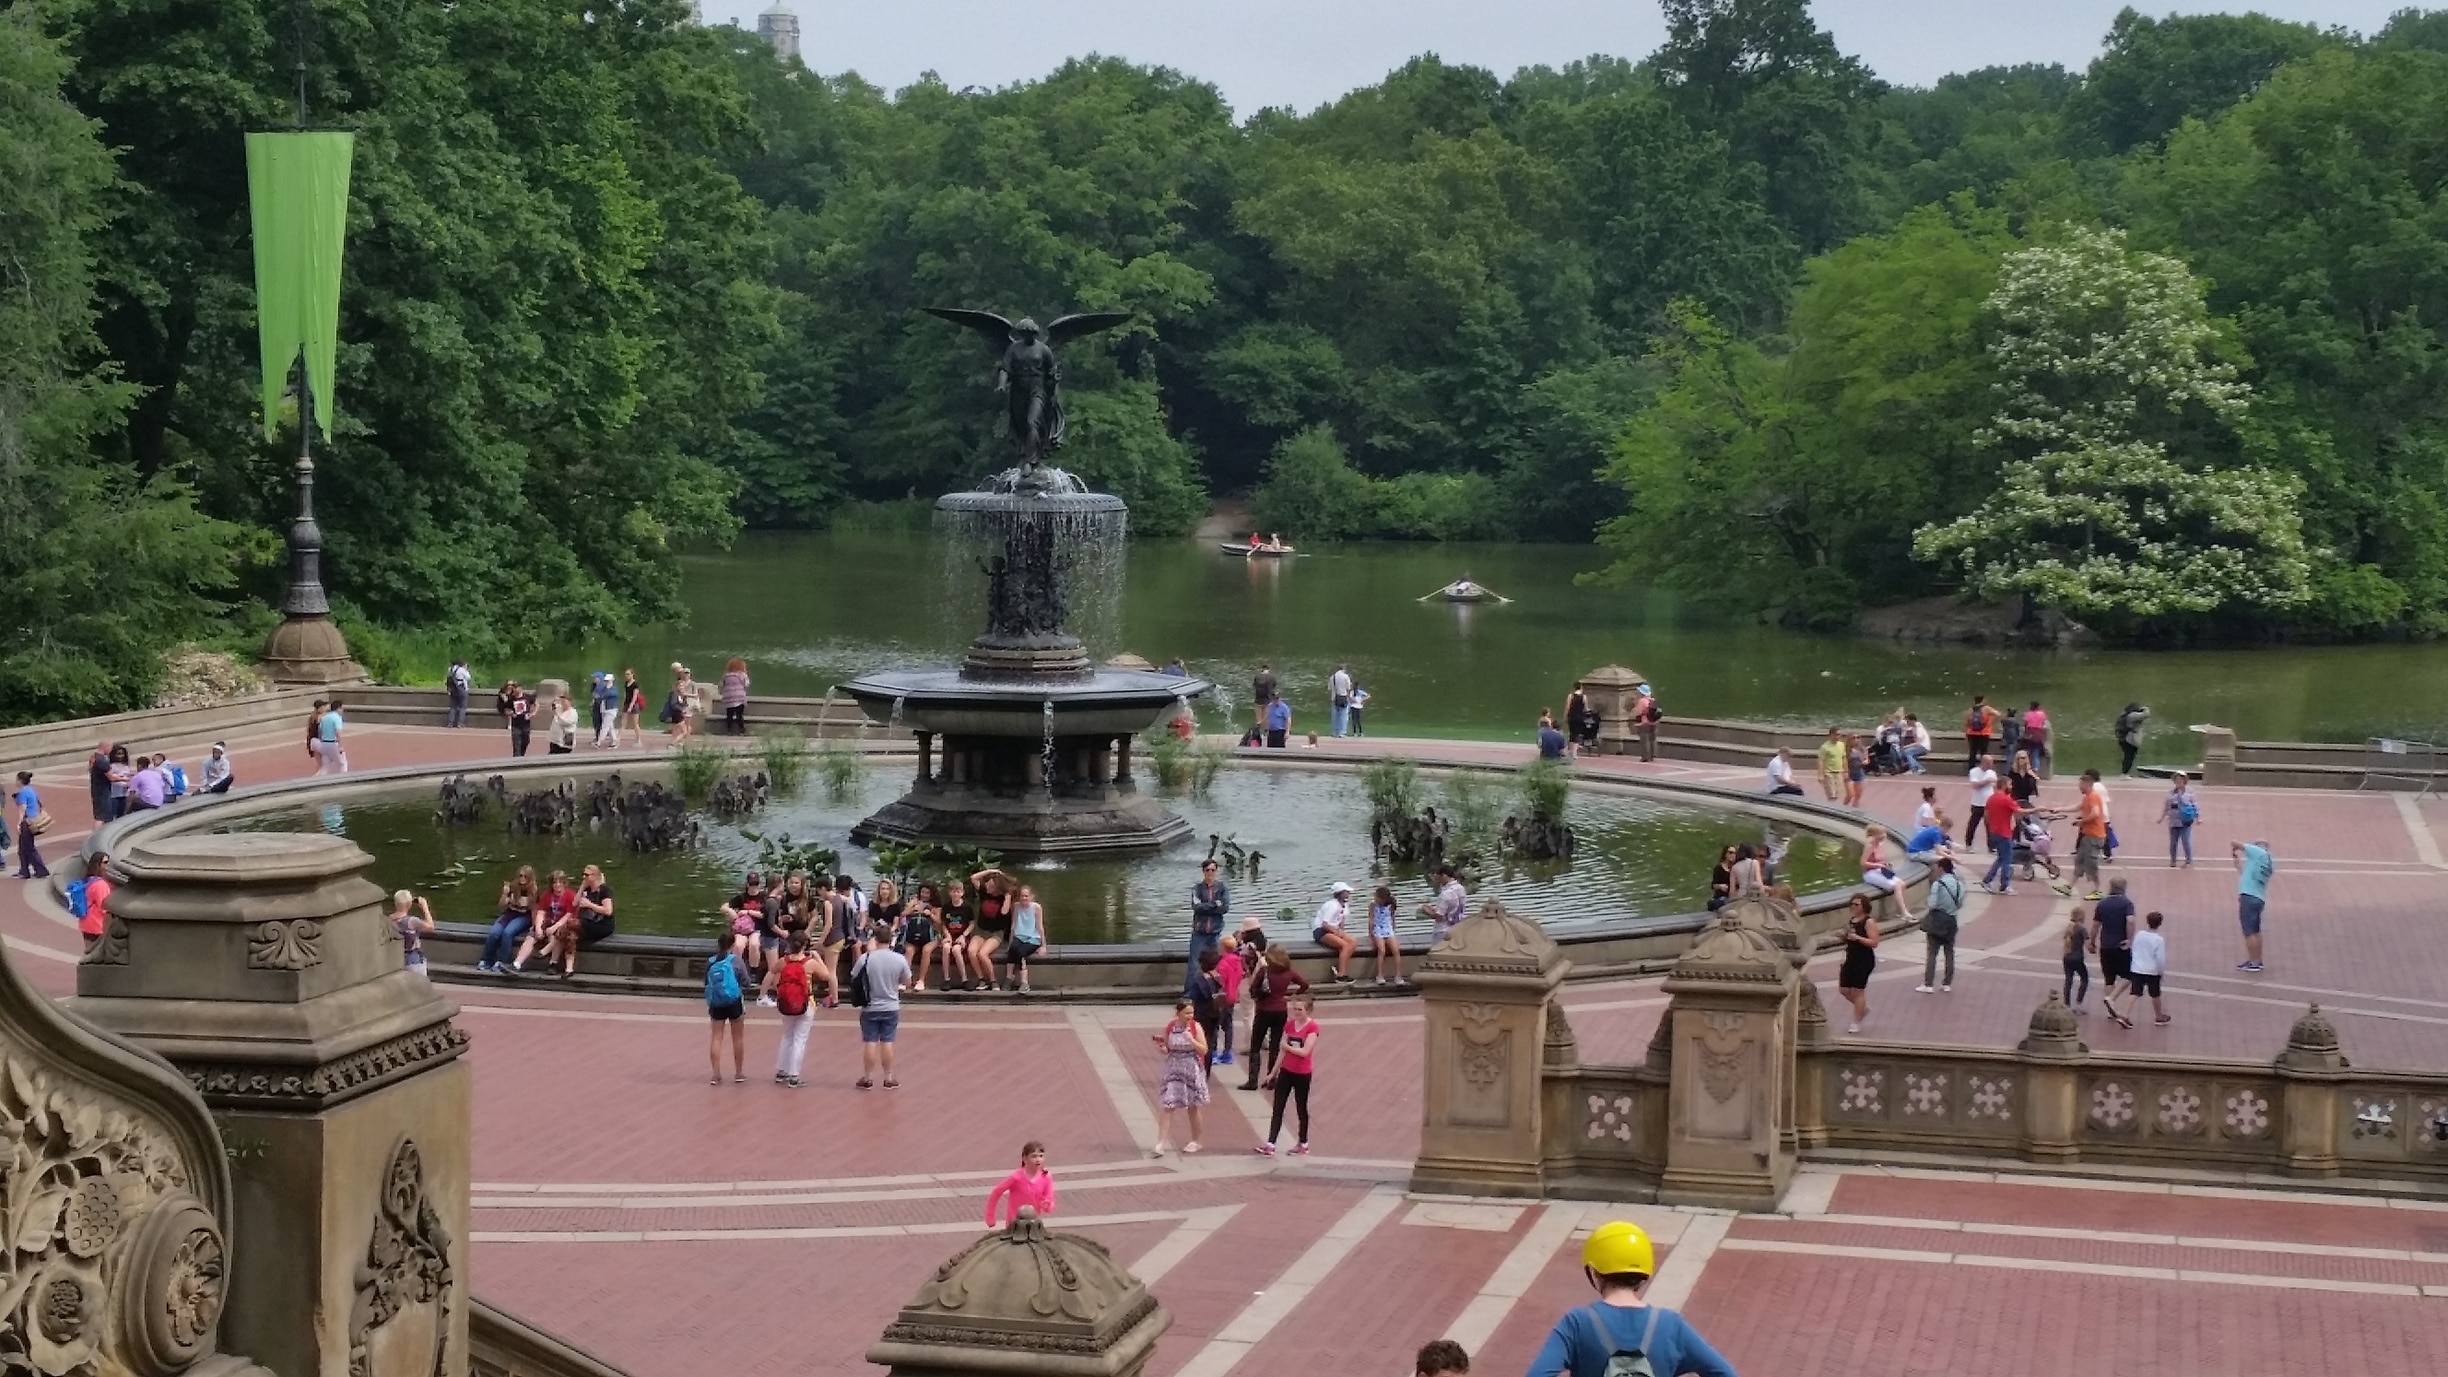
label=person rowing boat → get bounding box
[1419,572,1510,603]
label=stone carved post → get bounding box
[1573,666,1643,756]
[2016,990,2086,1163]
[2193,724,2238,787]
[1656,912,1796,1210]
[2275,1003,2348,1177]
[1718,895,1822,1150]
[867,1208,1169,1377]
[1411,902,1571,1198]
[72,834,471,1377]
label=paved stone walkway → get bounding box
[4,720,2446,1374]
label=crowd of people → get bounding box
[445,657,767,756]
[1749,688,2280,1042]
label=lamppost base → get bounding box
[259,614,368,686]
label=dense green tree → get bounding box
[1913,229,2311,620]
[2062,7,2342,154]
[1593,201,2015,622]
[45,0,772,653]
[1653,0,1887,251]
[0,5,250,721]
[2125,44,2448,628]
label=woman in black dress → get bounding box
[1837,892,1879,1034]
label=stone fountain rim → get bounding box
[76,747,1909,974]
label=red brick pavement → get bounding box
[5,725,2448,1375]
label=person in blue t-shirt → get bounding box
[1537,715,1568,761]
[1264,696,1291,749]
[1524,1220,1736,1377]
[2232,838,2276,972]
[9,772,48,880]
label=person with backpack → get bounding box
[770,934,819,1087]
[1915,856,1964,993]
[2159,771,2200,868]
[1189,949,1226,1068]
[10,772,50,880]
[1524,1219,1738,1376]
[705,932,748,1084]
[70,852,112,954]
[446,658,473,727]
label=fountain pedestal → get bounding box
[840,466,1209,858]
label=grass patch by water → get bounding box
[816,743,865,803]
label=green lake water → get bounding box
[222,769,1860,943]
[503,531,2448,774]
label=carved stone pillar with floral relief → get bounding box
[1410,901,1571,1198]
[71,834,469,1377]
[1656,911,1797,1210]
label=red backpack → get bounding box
[776,958,812,1017]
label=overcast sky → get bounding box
[699,1,2405,112]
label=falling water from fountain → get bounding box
[838,462,1213,856]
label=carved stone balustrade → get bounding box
[71,832,470,1377]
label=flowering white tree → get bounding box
[1913,227,2311,618]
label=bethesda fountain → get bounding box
[839,307,1213,856]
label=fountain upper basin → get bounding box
[840,669,1213,737]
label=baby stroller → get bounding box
[2015,810,2068,886]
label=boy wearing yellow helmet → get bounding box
[1523,1220,1736,1376]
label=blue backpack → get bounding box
[65,879,89,920]
[704,953,741,1007]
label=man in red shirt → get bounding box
[1981,785,2027,893]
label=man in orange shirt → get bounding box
[2073,770,2109,901]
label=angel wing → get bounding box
[1044,310,1133,345]
[923,307,1017,351]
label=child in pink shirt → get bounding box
[1214,937,1247,1067]
[984,1141,1056,1227]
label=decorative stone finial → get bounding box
[1793,976,1833,1047]
[2278,1002,2349,1071]
[2016,989,2086,1058]
[1663,910,1789,991]
[868,1207,1170,1376]
[1423,900,1565,978]
[1717,893,1806,963]
[1543,1002,1578,1069]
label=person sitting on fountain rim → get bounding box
[1313,882,1358,982]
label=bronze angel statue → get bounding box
[925,307,1132,466]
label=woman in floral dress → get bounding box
[1150,998,1210,1157]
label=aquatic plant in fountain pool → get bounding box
[222,766,1860,944]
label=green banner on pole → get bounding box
[246,130,353,439]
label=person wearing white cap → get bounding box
[1312,882,1357,983]
[201,742,234,795]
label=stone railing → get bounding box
[1414,896,2448,1207]
[1799,997,2448,1183]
